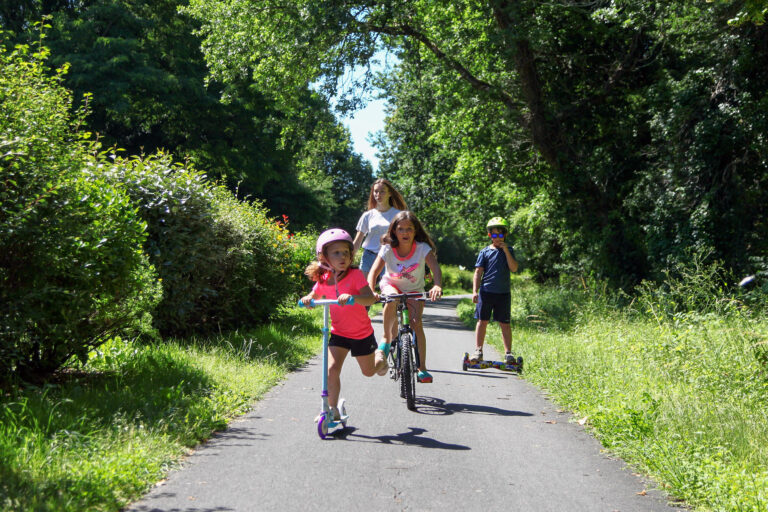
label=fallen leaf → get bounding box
[637,490,647,496]
[578,416,589,425]
[545,420,557,424]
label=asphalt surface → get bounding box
[127,296,685,512]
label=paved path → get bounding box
[128,296,683,512]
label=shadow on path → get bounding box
[413,396,534,418]
[429,368,510,379]
[132,498,234,512]
[335,426,470,450]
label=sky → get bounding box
[339,97,387,172]
[335,50,397,173]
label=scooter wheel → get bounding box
[317,413,328,439]
[517,356,524,373]
[462,361,468,371]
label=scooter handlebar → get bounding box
[297,297,355,308]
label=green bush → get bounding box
[510,190,572,280]
[107,153,316,335]
[0,41,160,380]
[635,250,742,319]
[441,264,473,292]
[207,188,315,325]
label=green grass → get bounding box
[458,274,768,511]
[0,306,322,512]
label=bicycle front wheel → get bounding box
[399,332,416,411]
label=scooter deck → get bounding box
[326,414,350,429]
[462,352,523,373]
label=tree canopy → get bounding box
[3,0,373,231]
[185,0,768,284]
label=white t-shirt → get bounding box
[356,207,402,252]
[378,242,433,293]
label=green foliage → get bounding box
[185,0,768,287]
[2,1,372,232]
[635,250,742,319]
[285,91,373,232]
[440,265,473,294]
[457,274,591,332]
[104,153,315,335]
[509,190,569,279]
[0,39,160,380]
[721,0,768,25]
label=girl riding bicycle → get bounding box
[367,211,442,383]
[300,229,387,421]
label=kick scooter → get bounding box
[462,352,523,373]
[298,297,353,439]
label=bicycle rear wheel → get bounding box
[399,332,416,411]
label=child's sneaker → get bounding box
[470,348,483,363]
[417,370,433,383]
[374,349,388,376]
[505,352,515,364]
[330,406,341,421]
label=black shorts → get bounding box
[329,332,377,357]
[474,290,511,323]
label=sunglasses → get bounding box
[488,233,505,238]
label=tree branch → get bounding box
[361,22,525,114]
[491,1,562,171]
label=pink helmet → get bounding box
[316,228,353,257]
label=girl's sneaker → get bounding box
[504,352,515,364]
[374,349,388,375]
[470,348,483,363]
[330,406,341,421]
[417,370,433,383]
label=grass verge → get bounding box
[457,274,768,511]
[0,306,322,512]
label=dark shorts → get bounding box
[474,290,511,323]
[329,332,377,357]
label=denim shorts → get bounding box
[361,248,384,279]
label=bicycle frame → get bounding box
[380,292,425,411]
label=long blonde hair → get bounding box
[367,178,407,211]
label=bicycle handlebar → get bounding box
[297,297,355,308]
[378,292,428,303]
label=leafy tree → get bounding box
[3,0,372,230]
[0,38,160,380]
[183,0,767,284]
[287,90,373,232]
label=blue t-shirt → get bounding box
[475,246,515,294]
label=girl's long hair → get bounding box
[304,241,357,282]
[367,178,407,211]
[382,210,437,253]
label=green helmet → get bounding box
[486,216,509,231]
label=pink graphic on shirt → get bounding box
[392,262,419,283]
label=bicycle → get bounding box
[379,292,427,411]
